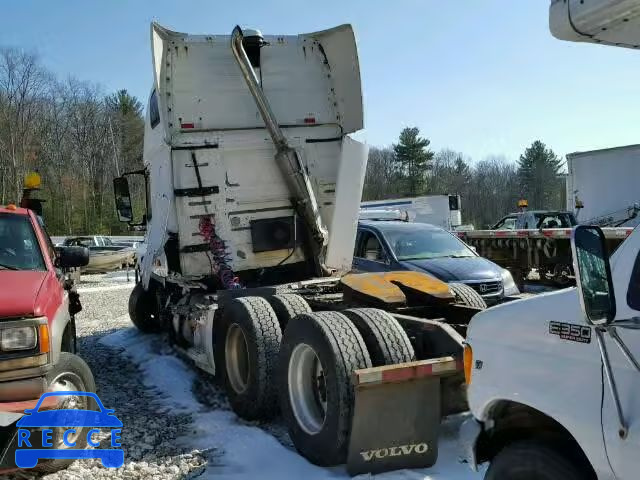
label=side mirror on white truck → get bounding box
[572,225,617,325]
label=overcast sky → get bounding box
[1,0,638,162]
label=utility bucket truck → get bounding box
[461,2,640,479]
[114,22,490,475]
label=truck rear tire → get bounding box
[342,308,415,366]
[34,352,97,473]
[279,311,371,466]
[449,283,487,309]
[487,441,584,480]
[267,294,311,329]
[220,297,282,420]
[129,282,160,333]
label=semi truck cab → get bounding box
[461,224,640,479]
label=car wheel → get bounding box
[33,353,96,474]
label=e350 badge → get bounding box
[15,391,124,469]
[549,321,592,344]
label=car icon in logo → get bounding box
[15,391,124,469]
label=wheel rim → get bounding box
[225,323,250,394]
[48,371,87,448]
[288,343,327,435]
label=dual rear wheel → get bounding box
[219,295,415,466]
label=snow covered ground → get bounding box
[101,321,485,480]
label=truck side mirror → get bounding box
[113,177,133,223]
[55,246,90,268]
[572,225,616,325]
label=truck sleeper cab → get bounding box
[115,23,492,475]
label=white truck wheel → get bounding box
[342,308,415,366]
[220,297,282,420]
[278,311,371,466]
[128,282,160,333]
[267,294,311,329]
[487,441,585,480]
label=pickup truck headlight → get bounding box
[501,269,520,296]
[1,326,37,351]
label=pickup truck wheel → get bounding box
[221,297,282,420]
[34,352,96,473]
[487,441,584,480]
[449,283,487,309]
[342,308,415,366]
[279,311,371,466]
[267,294,311,329]
[129,282,160,333]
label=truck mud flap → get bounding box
[347,356,460,476]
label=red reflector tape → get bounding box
[354,357,460,386]
[495,231,507,237]
[304,117,316,124]
[181,122,195,129]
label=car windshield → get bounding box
[381,225,474,261]
[0,213,46,271]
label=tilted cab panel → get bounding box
[173,127,344,276]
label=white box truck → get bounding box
[567,144,640,227]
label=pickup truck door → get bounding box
[601,232,640,480]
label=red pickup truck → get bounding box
[0,204,96,473]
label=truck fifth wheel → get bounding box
[113,22,484,475]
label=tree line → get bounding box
[363,127,566,228]
[1,46,565,235]
[0,47,143,235]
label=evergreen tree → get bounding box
[517,140,564,209]
[393,127,434,195]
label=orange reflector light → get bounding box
[6,204,17,210]
[39,324,50,353]
[463,344,473,385]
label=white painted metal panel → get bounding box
[567,144,640,225]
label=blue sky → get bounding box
[1,1,638,162]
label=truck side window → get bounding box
[627,252,640,311]
[495,217,516,230]
[149,90,160,128]
[357,231,385,262]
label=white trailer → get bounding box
[566,144,640,227]
[360,195,462,230]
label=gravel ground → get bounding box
[5,276,210,480]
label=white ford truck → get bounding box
[461,1,640,478]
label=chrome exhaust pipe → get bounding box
[231,26,329,273]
